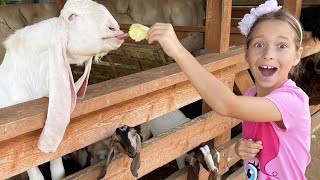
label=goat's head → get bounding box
[98,125,142,179]
[60,0,128,64]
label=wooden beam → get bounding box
[55,0,66,15]
[64,112,240,180]
[216,134,242,174]
[283,0,302,18]
[310,105,320,115]
[164,164,209,180]
[160,131,242,179]
[0,59,248,178]
[312,110,320,132]
[234,70,254,95]
[301,38,320,58]
[205,0,232,53]
[225,166,246,180]
[0,47,246,143]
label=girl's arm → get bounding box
[147,23,281,122]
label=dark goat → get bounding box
[98,125,142,179]
[300,5,320,40]
[291,52,320,105]
[187,145,220,180]
[290,5,320,105]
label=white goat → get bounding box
[148,109,191,169]
[0,0,127,179]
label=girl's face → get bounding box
[246,19,303,96]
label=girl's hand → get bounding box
[147,23,186,59]
[235,139,263,160]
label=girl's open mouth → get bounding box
[259,66,277,77]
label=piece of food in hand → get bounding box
[129,24,149,42]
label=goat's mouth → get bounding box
[102,33,129,41]
[115,33,129,40]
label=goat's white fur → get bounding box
[200,145,219,172]
[148,109,191,169]
[0,0,126,179]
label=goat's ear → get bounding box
[135,133,142,152]
[130,152,141,177]
[187,157,200,180]
[37,25,76,152]
[98,147,115,180]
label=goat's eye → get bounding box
[68,14,77,21]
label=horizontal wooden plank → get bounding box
[164,163,209,180]
[311,110,320,132]
[64,112,240,180]
[0,63,247,178]
[157,126,242,180]
[216,134,242,174]
[232,0,319,6]
[234,70,254,95]
[0,47,246,142]
[225,166,246,180]
[310,105,320,115]
[301,38,320,58]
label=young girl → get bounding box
[146,0,310,179]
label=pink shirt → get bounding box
[243,80,311,180]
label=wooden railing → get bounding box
[1,0,320,179]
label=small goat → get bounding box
[148,109,191,169]
[0,0,127,179]
[291,5,320,105]
[187,144,220,180]
[98,125,142,179]
[69,125,141,179]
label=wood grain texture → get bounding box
[0,61,247,178]
[64,112,240,180]
[0,47,246,142]
[283,0,302,18]
[205,0,232,53]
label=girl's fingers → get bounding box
[147,32,163,44]
[147,23,171,39]
[238,151,258,160]
[248,141,263,150]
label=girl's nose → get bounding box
[263,48,274,60]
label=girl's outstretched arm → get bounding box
[147,23,281,122]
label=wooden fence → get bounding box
[1,0,320,179]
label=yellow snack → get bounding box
[129,24,149,42]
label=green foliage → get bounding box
[1,0,24,5]
[0,0,7,5]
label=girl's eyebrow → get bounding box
[278,35,290,41]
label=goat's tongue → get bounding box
[259,67,277,77]
[116,33,129,40]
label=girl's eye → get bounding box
[253,43,263,48]
[278,44,288,48]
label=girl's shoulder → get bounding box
[271,79,308,100]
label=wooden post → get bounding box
[205,0,232,53]
[55,0,66,15]
[203,0,232,112]
[283,0,302,18]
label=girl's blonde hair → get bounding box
[246,9,303,50]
